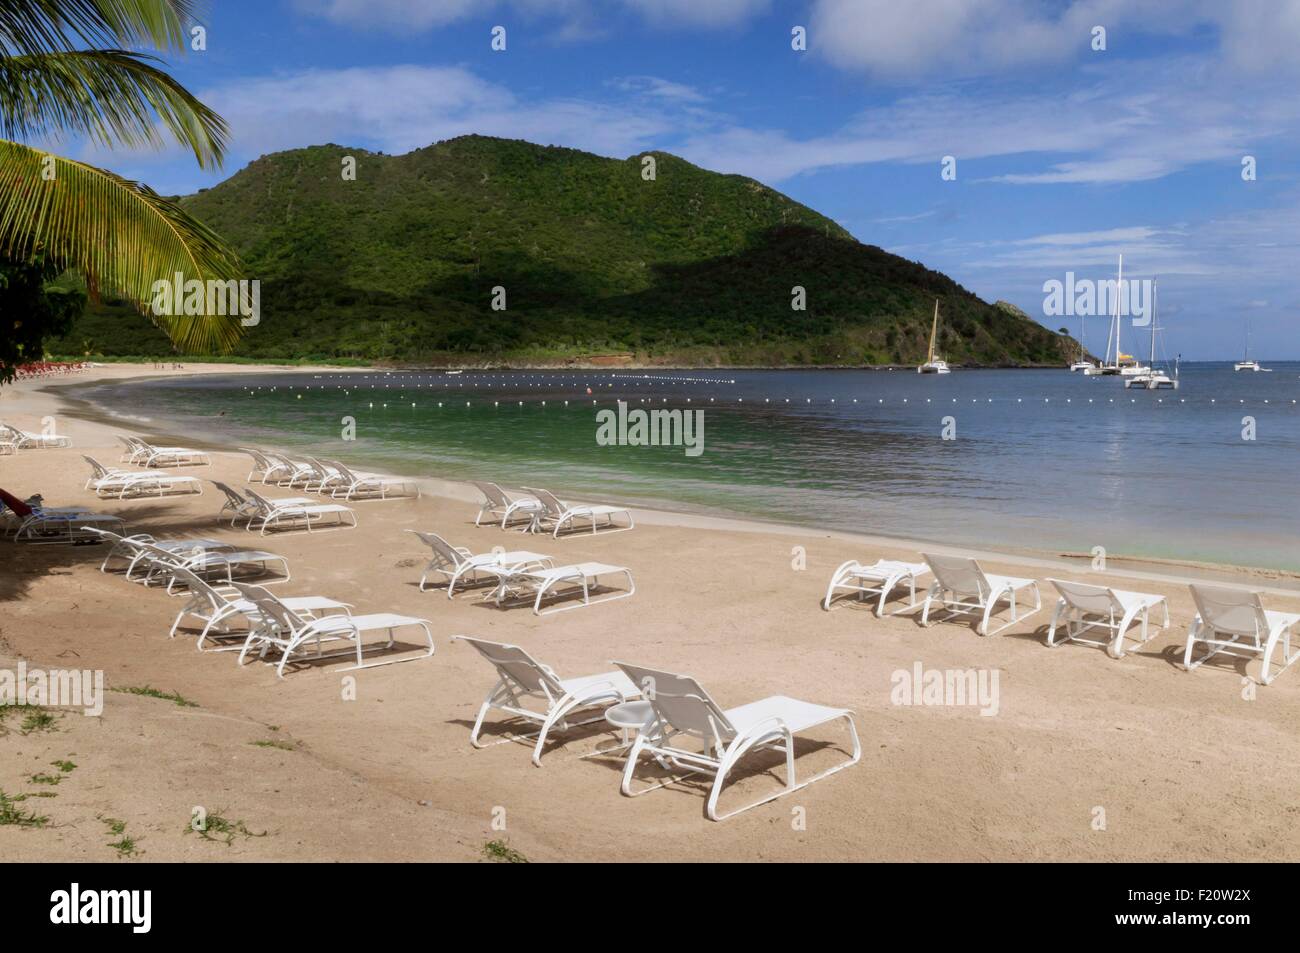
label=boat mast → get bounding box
[927,299,938,364]
[1149,278,1157,366]
[1115,254,1123,367]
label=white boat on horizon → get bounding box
[917,299,951,374]
[1124,279,1179,390]
[1098,254,1148,378]
[1234,322,1269,371]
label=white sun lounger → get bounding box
[823,559,931,616]
[612,662,861,821]
[82,456,202,499]
[490,561,635,615]
[212,481,313,527]
[1,422,70,449]
[167,568,351,651]
[520,486,634,538]
[471,481,543,529]
[920,552,1041,636]
[1184,584,1300,685]
[321,458,419,501]
[1045,578,1170,658]
[232,583,434,677]
[128,540,290,593]
[83,527,243,574]
[119,435,209,467]
[242,487,356,535]
[5,507,124,544]
[404,530,553,596]
[454,636,642,766]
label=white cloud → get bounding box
[808,0,1300,80]
[295,0,769,31]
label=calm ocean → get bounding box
[76,364,1300,571]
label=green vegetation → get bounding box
[482,839,529,864]
[99,815,142,858]
[0,0,245,383]
[0,790,50,828]
[111,685,198,707]
[54,135,1076,367]
[185,811,267,846]
[249,739,298,751]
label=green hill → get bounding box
[52,135,1074,367]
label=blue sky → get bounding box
[64,0,1300,359]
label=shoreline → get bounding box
[4,360,1300,862]
[44,363,1300,594]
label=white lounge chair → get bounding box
[129,539,290,593]
[83,527,240,574]
[119,435,209,467]
[1045,578,1170,658]
[232,583,433,677]
[920,553,1041,636]
[83,456,202,499]
[521,487,634,537]
[1,422,70,449]
[1,498,124,544]
[257,451,315,487]
[613,662,861,821]
[455,636,642,766]
[241,448,288,484]
[167,567,351,651]
[471,481,543,529]
[490,562,635,615]
[321,458,419,501]
[242,487,357,535]
[1184,584,1300,685]
[823,558,931,616]
[211,481,313,527]
[404,530,553,596]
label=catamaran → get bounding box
[917,299,951,374]
[1124,279,1179,390]
[1097,255,1148,377]
[1068,312,1095,371]
[1233,322,1268,371]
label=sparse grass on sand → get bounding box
[482,839,528,864]
[184,810,268,847]
[111,686,198,707]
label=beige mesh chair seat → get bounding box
[920,552,1041,636]
[613,662,860,821]
[1184,584,1300,685]
[1046,578,1170,658]
[455,636,641,766]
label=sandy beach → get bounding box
[2,363,1298,863]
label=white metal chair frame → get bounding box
[1184,585,1300,685]
[1045,578,1169,658]
[471,482,543,529]
[404,530,553,596]
[243,488,357,535]
[613,662,861,821]
[520,487,634,538]
[167,568,351,651]
[920,553,1042,636]
[232,584,434,678]
[455,636,640,766]
[823,559,931,616]
[491,562,635,615]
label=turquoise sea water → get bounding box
[77,364,1300,571]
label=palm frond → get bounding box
[0,138,246,353]
[0,0,200,56]
[0,49,227,166]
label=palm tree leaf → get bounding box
[0,0,200,56]
[0,137,246,353]
[0,49,227,166]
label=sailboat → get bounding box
[1069,313,1095,372]
[1097,255,1148,377]
[1124,279,1178,390]
[1234,322,1267,371]
[917,299,951,374]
